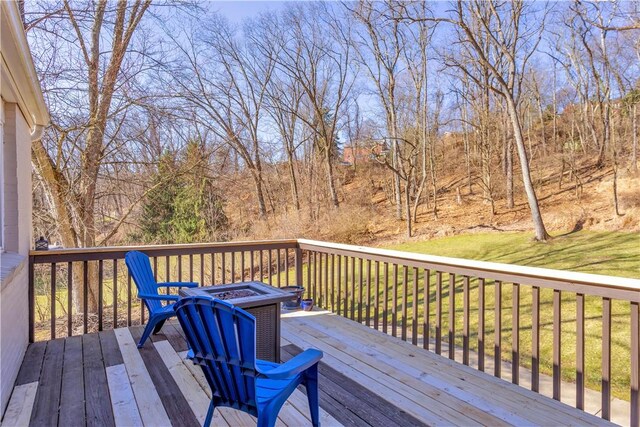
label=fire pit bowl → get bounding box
[281,285,305,310]
[179,281,294,361]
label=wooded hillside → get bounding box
[26,1,639,249]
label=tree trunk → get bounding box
[405,180,412,238]
[632,104,638,174]
[287,151,301,211]
[506,137,514,209]
[505,96,549,241]
[326,150,339,208]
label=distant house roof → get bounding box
[1,0,49,131]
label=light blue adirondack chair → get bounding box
[125,251,198,348]
[174,296,323,427]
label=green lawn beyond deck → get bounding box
[384,230,639,401]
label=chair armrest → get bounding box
[258,349,323,380]
[139,293,180,302]
[157,282,198,289]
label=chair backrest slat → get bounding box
[125,251,162,313]
[174,296,257,410]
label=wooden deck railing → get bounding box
[29,238,639,426]
[29,240,300,342]
[296,239,639,427]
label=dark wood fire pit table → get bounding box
[179,281,295,362]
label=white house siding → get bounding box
[0,101,33,413]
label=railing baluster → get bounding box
[250,250,255,281]
[383,262,389,334]
[359,259,364,324]
[268,250,272,286]
[178,255,183,282]
[221,253,227,283]
[259,250,264,282]
[331,254,336,312]
[320,253,329,309]
[200,254,204,286]
[602,297,612,420]
[83,261,88,334]
[512,283,520,385]
[231,252,236,283]
[67,262,73,337]
[342,256,347,318]
[412,267,418,345]
[402,265,408,341]
[153,257,158,282]
[318,253,323,306]
[285,249,290,286]
[127,272,132,326]
[449,273,456,360]
[113,259,118,329]
[424,269,430,350]
[532,286,540,391]
[212,253,217,284]
[576,293,585,410]
[631,301,639,427]
[367,261,373,328]
[494,280,502,378]
[164,256,169,282]
[189,254,194,282]
[315,252,320,305]
[51,262,56,340]
[374,261,380,331]
[98,259,104,331]
[277,249,281,288]
[241,251,246,282]
[553,289,562,401]
[351,257,356,321]
[392,264,398,337]
[435,271,442,354]
[478,278,485,371]
[463,276,470,365]
[324,253,329,310]
[336,255,342,316]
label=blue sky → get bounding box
[208,1,288,23]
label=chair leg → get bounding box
[204,401,216,427]
[137,321,156,348]
[152,319,166,334]
[257,404,279,427]
[305,365,320,427]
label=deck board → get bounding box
[58,335,85,427]
[30,338,64,426]
[82,333,115,427]
[6,311,615,427]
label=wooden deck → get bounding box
[3,310,614,427]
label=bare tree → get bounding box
[170,15,273,217]
[444,1,550,240]
[29,0,154,309]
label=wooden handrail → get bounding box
[31,239,298,257]
[297,239,640,301]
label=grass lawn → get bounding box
[388,230,640,279]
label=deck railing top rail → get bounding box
[297,239,640,301]
[30,239,299,262]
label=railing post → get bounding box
[28,255,35,343]
[295,246,303,287]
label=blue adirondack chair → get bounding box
[125,251,198,348]
[174,296,323,427]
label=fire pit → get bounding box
[179,281,295,361]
